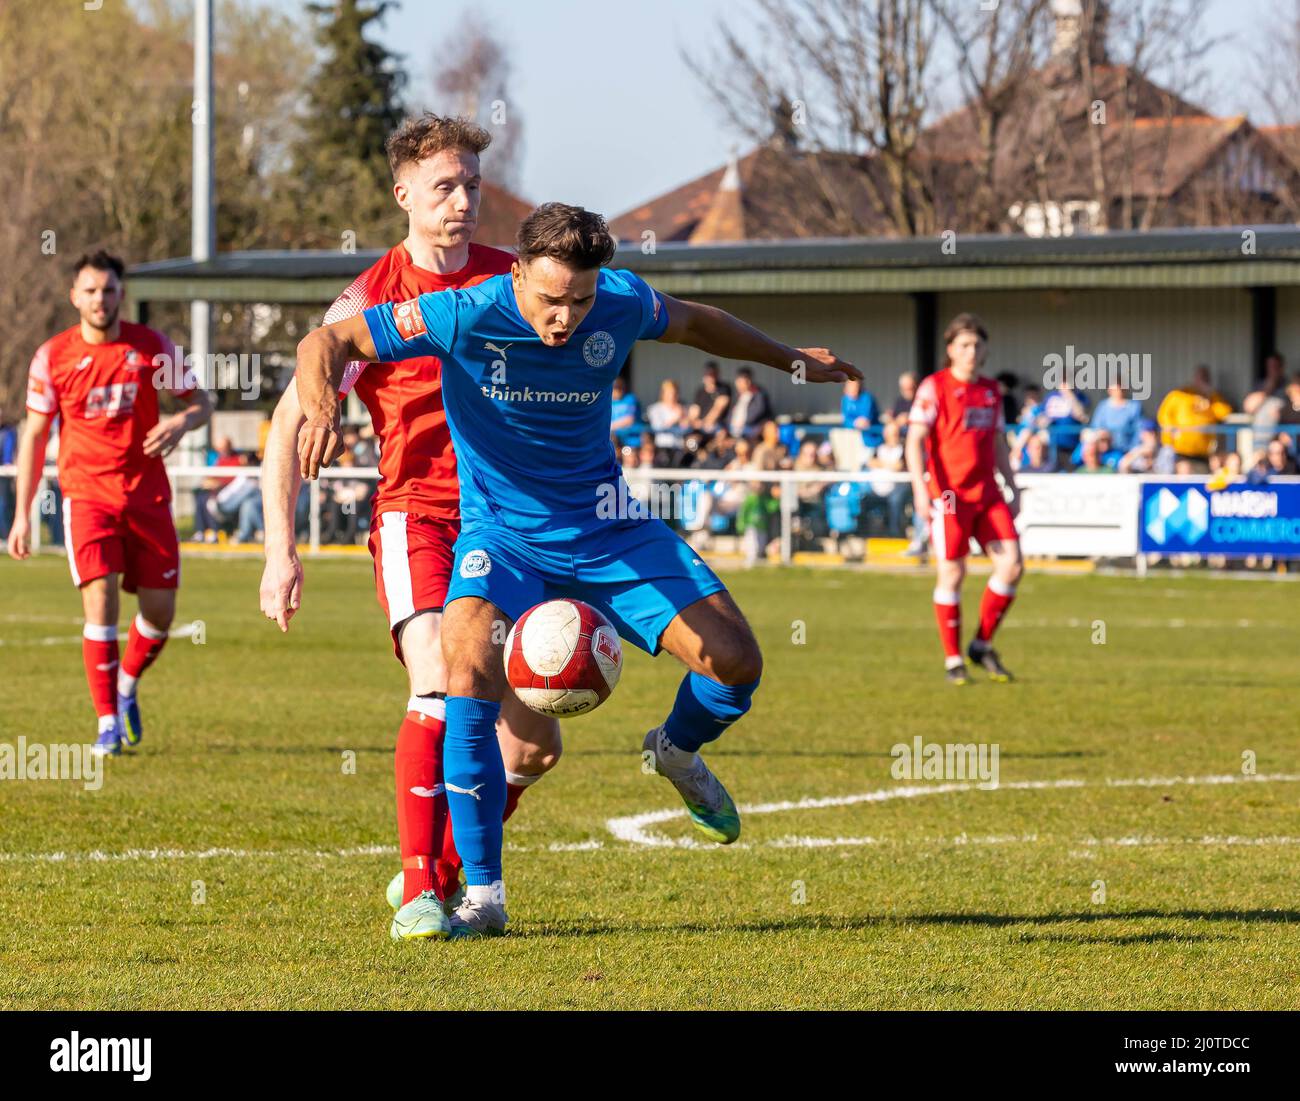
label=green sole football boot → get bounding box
[642,726,741,845]
[390,890,452,942]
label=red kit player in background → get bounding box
[905,313,1024,686]
[257,114,561,942]
[7,250,213,753]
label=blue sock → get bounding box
[443,696,506,885]
[661,673,760,753]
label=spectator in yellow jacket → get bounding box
[1157,366,1233,471]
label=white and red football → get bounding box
[504,599,623,717]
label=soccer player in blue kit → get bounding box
[296,203,858,938]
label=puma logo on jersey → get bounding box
[76,356,94,371]
[409,784,446,799]
[484,341,513,361]
[444,781,485,801]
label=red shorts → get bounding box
[63,497,180,592]
[930,496,1018,561]
[368,511,458,659]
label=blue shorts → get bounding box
[447,518,726,654]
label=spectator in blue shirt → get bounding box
[841,378,882,447]
[1089,383,1143,453]
[1038,383,1090,454]
[610,376,642,443]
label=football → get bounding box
[504,599,623,717]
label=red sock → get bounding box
[436,800,463,903]
[119,614,168,694]
[82,625,119,717]
[932,590,962,661]
[976,579,1017,644]
[396,698,446,905]
[503,781,528,823]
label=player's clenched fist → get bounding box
[297,416,342,480]
[795,347,861,384]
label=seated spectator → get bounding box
[647,379,687,451]
[888,372,917,430]
[1207,451,1244,490]
[637,431,660,469]
[1037,381,1090,455]
[1017,385,1044,426]
[840,378,882,446]
[323,450,371,544]
[208,455,263,544]
[1242,353,1287,417]
[610,376,641,438]
[1069,427,1123,470]
[1118,421,1174,474]
[687,361,731,436]
[727,367,771,439]
[196,434,244,544]
[1015,431,1056,473]
[1075,437,1114,474]
[864,419,909,535]
[1266,435,1297,477]
[1157,365,1232,473]
[752,419,789,471]
[1090,383,1143,453]
[697,426,737,470]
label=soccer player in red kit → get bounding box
[905,313,1023,685]
[7,250,213,752]
[257,114,560,941]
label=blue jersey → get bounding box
[364,267,669,543]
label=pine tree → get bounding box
[291,0,408,246]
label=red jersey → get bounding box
[326,242,514,520]
[908,368,1005,505]
[25,322,196,509]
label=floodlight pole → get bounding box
[192,0,214,441]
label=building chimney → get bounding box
[1051,0,1108,64]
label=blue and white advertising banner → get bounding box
[1140,480,1300,558]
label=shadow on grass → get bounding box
[509,908,1300,940]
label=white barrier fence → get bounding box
[6,463,1272,563]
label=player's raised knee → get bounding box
[708,632,763,687]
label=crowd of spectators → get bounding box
[608,355,1300,561]
[4,354,1298,556]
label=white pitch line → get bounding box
[606,773,1300,848]
[1,775,1296,866]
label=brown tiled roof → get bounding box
[1261,125,1300,174]
[474,182,532,247]
[611,146,898,242]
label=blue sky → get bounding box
[269,0,1282,217]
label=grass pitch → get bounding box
[1,554,1297,1010]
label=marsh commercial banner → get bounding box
[1140,480,1300,558]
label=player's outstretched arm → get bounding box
[6,411,52,560]
[259,385,307,631]
[656,293,861,384]
[295,315,378,480]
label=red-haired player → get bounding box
[905,313,1023,685]
[257,114,561,942]
[7,250,213,752]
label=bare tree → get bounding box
[930,0,1053,232]
[1073,0,1222,230]
[687,0,939,236]
[430,13,524,193]
[1252,0,1300,127]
